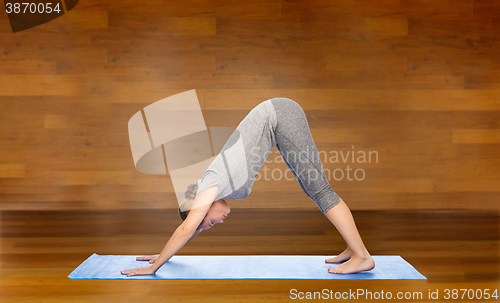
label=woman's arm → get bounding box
[120,185,219,277]
[136,229,202,264]
[186,228,203,244]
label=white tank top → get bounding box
[195,99,278,200]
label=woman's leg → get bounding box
[323,199,374,273]
[270,98,374,274]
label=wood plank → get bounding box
[452,129,500,143]
[52,7,108,29]
[203,88,499,111]
[474,0,500,16]
[0,75,90,96]
[349,192,500,210]
[466,70,500,89]
[304,110,500,131]
[408,15,492,37]
[408,47,497,74]
[202,89,397,110]
[0,44,107,64]
[434,178,500,192]
[163,71,273,89]
[106,41,216,71]
[282,0,472,18]
[299,16,408,39]
[216,15,301,35]
[0,59,57,75]
[215,48,327,72]
[108,15,216,35]
[273,70,464,89]
[103,0,281,18]
[0,164,25,178]
[41,170,134,186]
[327,50,407,71]
[393,89,500,110]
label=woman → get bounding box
[121,98,374,276]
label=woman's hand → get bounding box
[136,254,160,264]
[120,265,156,277]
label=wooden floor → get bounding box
[0,209,498,302]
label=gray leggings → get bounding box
[270,98,341,213]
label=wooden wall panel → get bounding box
[0,0,498,210]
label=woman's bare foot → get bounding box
[325,247,352,263]
[328,254,375,274]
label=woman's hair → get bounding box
[178,183,198,221]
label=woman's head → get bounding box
[178,199,230,230]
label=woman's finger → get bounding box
[136,255,152,260]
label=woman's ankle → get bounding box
[350,248,371,260]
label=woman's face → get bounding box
[198,200,230,230]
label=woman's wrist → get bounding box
[150,263,159,273]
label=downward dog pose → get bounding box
[121,98,374,276]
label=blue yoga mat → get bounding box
[68,254,426,280]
